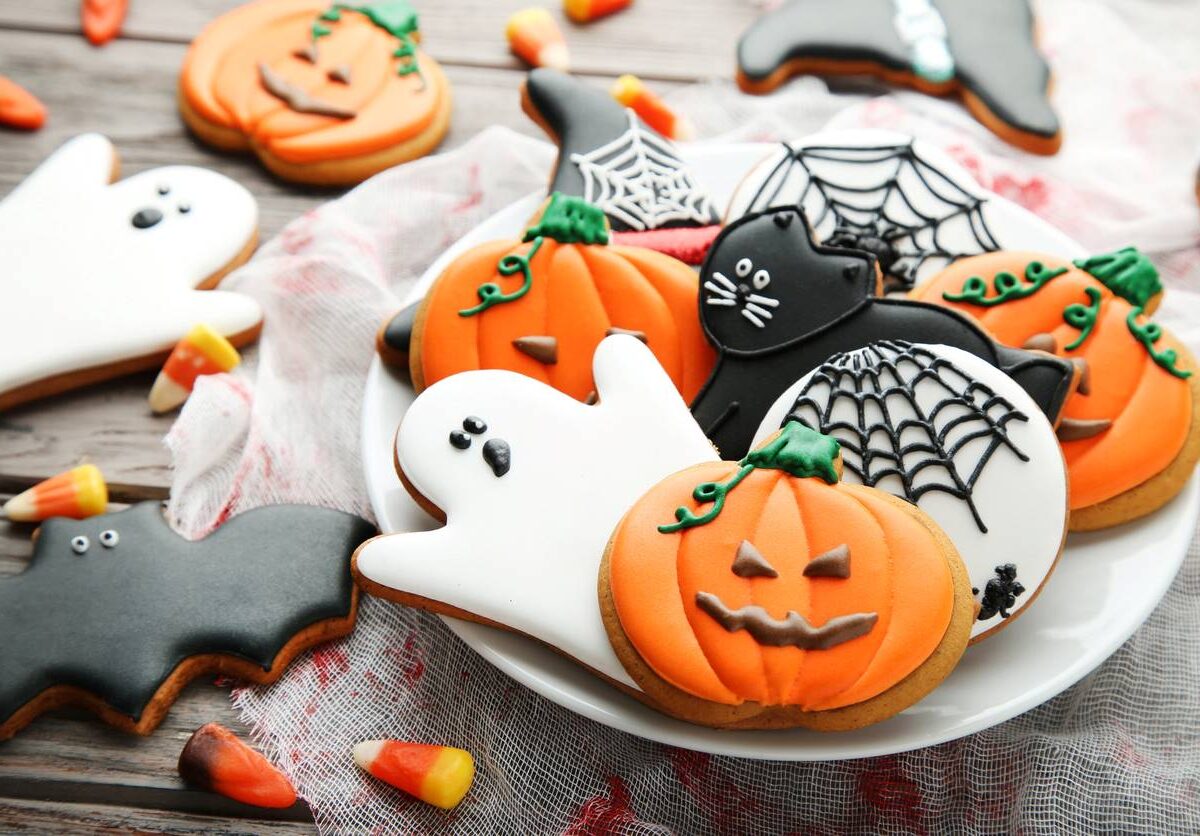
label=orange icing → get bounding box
[609,462,954,710]
[180,0,445,164]
[415,237,716,402]
[911,252,1193,509]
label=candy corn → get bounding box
[506,8,569,71]
[564,0,632,23]
[352,740,475,810]
[3,465,107,523]
[148,324,241,414]
[611,74,693,140]
[0,76,46,131]
[178,723,297,809]
[81,0,129,46]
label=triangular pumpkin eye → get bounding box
[731,540,777,578]
[803,544,851,578]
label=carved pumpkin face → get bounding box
[180,0,449,180]
[412,194,716,402]
[607,421,962,715]
[911,250,1197,517]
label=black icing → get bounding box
[736,0,1059,140]
[131,207,164,229]
[0,502,373,728]
[463,416,487,435]
[973,563,1025,620]
[482,438,511,478]
[380,302,419,362]
[449,429,471,450]
[688,207,1076,458]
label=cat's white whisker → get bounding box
[711,271,738,292]
[704,281,736,299]
[705,297,736,306]
[746,294,779,308]
[741,308,766,328]
[745,303,774,319]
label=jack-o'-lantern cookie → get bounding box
[180,0,451,185]
[403,193,716,402]
[911,249,1200,529]
[600,418,974,730]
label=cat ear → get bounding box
[4,134,117,212]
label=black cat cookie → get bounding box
[736,0,1062,155]
[0,502,374,740]
[688,207,1078,458]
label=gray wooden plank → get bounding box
[0,797,315,833]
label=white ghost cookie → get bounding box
[0,134,261,411]
[752,340,1068,641]
[353,335,719,687]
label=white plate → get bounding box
[361,142,1199,760]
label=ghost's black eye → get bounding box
[71,535,90,555]
[449,430,471,450]
[99,529,120,548]
[178,203,191,215]
[157,184,170,196]
[462,416,487,434]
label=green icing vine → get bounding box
[941,261,1067,307]
[658,421,840,534]
[313,2,422,80]
[1126,308,1192,379]
[1062,286,1102,351]
[1075,247,1161,309]
[457,237,544,317]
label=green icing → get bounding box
[1075,247,1161,309]
[523,193,609,246]
[1126,308,1192,379]
[1062,286,1102,351]
[658,421,840,534]
[458,237,544,317]
[941,261,1067,307]
[313,2,422,79]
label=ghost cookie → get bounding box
[600,418,974,730]
[911,250,1200,530]
[725,130,1085,292]
[0,134,261,413]
[0,502,374,740]
[353,335,720,690]
[752,341,1067,641]
[403,193,715,402]
[736,0,1061,155]
[520,68,721,265]
[688,207,1078,459]
[180,0,452,185]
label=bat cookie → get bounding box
[0,502,374,740]
[688,207,1079,459]
[725,130,1085,292]
[736,0,1061,155]
[0,134,261,413]
[180,0,452,185]
[752,340,1068,641]
[397,193,715,402]
[520,68,721,265]
[601,418,974,730]
[911,250,1200,530]
[353,335,720,690]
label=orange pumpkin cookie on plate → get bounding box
[179,0,451,185]
[601,419,975,730]
[404,193,716,402]
[911,249,1200,530]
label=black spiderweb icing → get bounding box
[743,142,1001,291]
[784,340,1028,532]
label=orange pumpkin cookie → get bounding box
[407,193,716,402]
[180,0,451,185]
[911,249,1200,530]
[601,419,974,730]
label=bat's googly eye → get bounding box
[462,416,487,434]
[735,258,753,278]
[99,529,119,548]
[449,429,472,450]
[752,269,770,289]
[157,184,170,196]
[71,535,90,555]
[178,203,191,215]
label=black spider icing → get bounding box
[973,563,1025,620]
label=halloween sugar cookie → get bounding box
[736,0,1061,155]
[912,250,1200,529]
[0,134,261,413]
[601,419,974,730]
[0,503,374,740]
[401,193,716,402]
[180,0,451,185]
[354,335,720,689]
[752,341,1068,641]
[688,207,1078,458]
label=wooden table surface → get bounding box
[0,0,760,830]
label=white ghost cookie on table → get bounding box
[353,335,719,688]
[0,133,261,412]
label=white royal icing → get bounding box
[355,336,719,687]
[892,0,954,84]
[752,341,1067,640]
[0,134,261,404]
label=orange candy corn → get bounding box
[81,0,129,46]
[178,723,297,809]
[611,74,693,140]
[0,76,46,131]
[3,465,107,523]
[506,8,569,71]
[564,0,632,23]
[353,740,475,810]
[149,324,241,414]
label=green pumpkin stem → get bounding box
[523,193,609,246]
[1074,247,1161,309]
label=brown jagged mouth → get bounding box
[695,591,877,650]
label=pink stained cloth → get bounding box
[165,1,1200,831]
